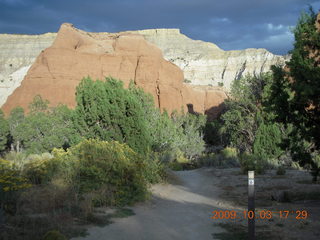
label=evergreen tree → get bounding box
[0,109,9,153]
[74,77,151,154]
[219,73,273,153]
[8,107,25,152]
[270,9,320,180]
[9,97,80,154]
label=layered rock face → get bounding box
[133,29,289,89]
[0,33,56,106]
[0,27,289,111]
[1,24,227,118]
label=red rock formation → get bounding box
[1,23,227,118]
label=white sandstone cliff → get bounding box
[0,33,56,107]
[132,29,290,89]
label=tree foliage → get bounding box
[0,110,9,153]
[7,97,80,154]
[74,77,151,154]
[219,73,274,153]
[269,8,320,179]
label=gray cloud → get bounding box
[0,0,320,54]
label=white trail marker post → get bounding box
[248,170,255,240]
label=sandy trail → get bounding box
[72,168,241,240]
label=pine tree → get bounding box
[0,110,9,153]
[270,8,320,181]
[74,77,151,154]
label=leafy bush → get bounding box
[197,153,217,167]
[219,73,274,153]
[7,100,81,154]
[52,139,153,206]
[0,159,31,192]
[197,148,239,168]
[253,122,284,165]
[3,151,28,171]
[0,109,9,153]
[4,152,60,185]
[0,159,31,214]
[166,150,190,171]
[204,119,224,146]
[43,230,67,240]
[74,77,151,154]
[276,166,286,175]
[22,153,56,185]
[239,153,267,174]
[143,152,166,184]
[221,147,237,159]
[174,112,206,159]
[128,83,206,159]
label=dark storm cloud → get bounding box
[1,0,320,54]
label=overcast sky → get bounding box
[1,0,320,55]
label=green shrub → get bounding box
[74,77,151,154]
[53,139,151,206]
[43,230,67,240]
[0,159,31,214]
[220,147,239,167]
[3,151,28,170]
[143,152,165,184]
[239,153,266,174]
[10,99,81,154]
[276,166,286,175]
[197,153,217,167]
[168,161,184,171]
[197,148,239,168]
[159,149,191,171]
[221,147,237,158]
[253,122,284,166]
[0,109,9,153]
[22,153,55,184]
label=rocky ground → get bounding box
[72,168,320,240]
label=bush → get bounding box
[197,153,217,167]
[276,166,286,175]
[239,153,267,174]
[3,151,28,170]
[0,109,9,153]
[10,99,81,154]
[22,153,56,185]
[74,77,151,154]
[43,230,67,240]
[143,152,166,184]
[221,147,238,165]
[52,139,152,206]
[166,150,190,171]
[0,159,31,214]
[3,152,59,185]
[197,147,239,168]
[253,122,284,165]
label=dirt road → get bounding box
[72,168,241,240]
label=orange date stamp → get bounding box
[210,210,308,220]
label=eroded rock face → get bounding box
[0,26,289,108]
[0,33,56,106]
[1,23,227,118]
[133,29,290,89]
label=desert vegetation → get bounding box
[0,77,207,239]
[203,9,320,180]
[0,8,319,240]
